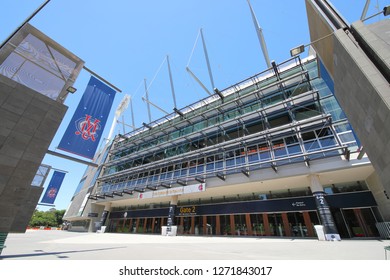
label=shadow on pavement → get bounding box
[0,246,126,259]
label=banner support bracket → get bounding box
[83,66,122,93]
[47,150,98,167]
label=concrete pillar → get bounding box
[303,212,315,237]
[166,195,178,234]
[308,174,323,192]
[89,203,106,232]
[308,174,340,241]
[99,203,111,231]
[216,215,221,235]
[263,213,271,236]
[366,171,390,221]
[245,214,253,236]
[230,215,235,235]
[282,213,292,237]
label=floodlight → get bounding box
[66,86,77,93]
[290,45,305,57]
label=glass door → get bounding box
[287,212,308,237]
[341,208,380,238]
[250,214,265,236]
[234,214,247,236]
[219,215,231,236]
[268,213,284,236]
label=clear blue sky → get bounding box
[1,0,387,210]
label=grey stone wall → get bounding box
[0,75,67,233]
[366,171,390,221]
[333,20,390,207]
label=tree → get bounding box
[29,209,66,227]
[54,209,66,226]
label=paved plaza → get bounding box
[1,230,389,260]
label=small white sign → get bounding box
[138,183,205,199]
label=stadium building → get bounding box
[64,0,390,239]
[64,54,383,239]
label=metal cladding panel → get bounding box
[110,208,170,219]
[109,191,378,220]
[326,191,377,209]
[193,197,317,215]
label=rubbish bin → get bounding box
[385,246,390,260]
[314,225,326,241]
[97,226,106,233]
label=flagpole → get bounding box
[47,150,98,167]
[0,0,51,50]
[51,167,69,174]
[83,66,122,93]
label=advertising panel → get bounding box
[138,183,205,199]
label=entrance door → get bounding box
[144,218,153,233]
[207,216,216,235]
[268,213,285,236]
[287,212,309,237]
[182,217,192,234]
[250,214,265,236]
[194,216,204,235]
[219,215,231,236]
[234,214,247,236]
[341,208,380,238]
[153,217,162,234]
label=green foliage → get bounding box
[29,209,66,227]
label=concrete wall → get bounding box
[366,171,390,221]
[0,75,67,233]
[305,0,335,77]
[333,20,390,201]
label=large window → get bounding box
[100,58,357,192]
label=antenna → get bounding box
[247,0,271,68]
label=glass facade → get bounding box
[86,56,381,239]
[97,57,357,195]
[0,23,83,102]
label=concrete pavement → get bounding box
[1,230,389,260]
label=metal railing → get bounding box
[376,222,390,239]
[0,232,8,254]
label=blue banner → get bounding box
[58,76,116,159]
[40,171,66,204]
